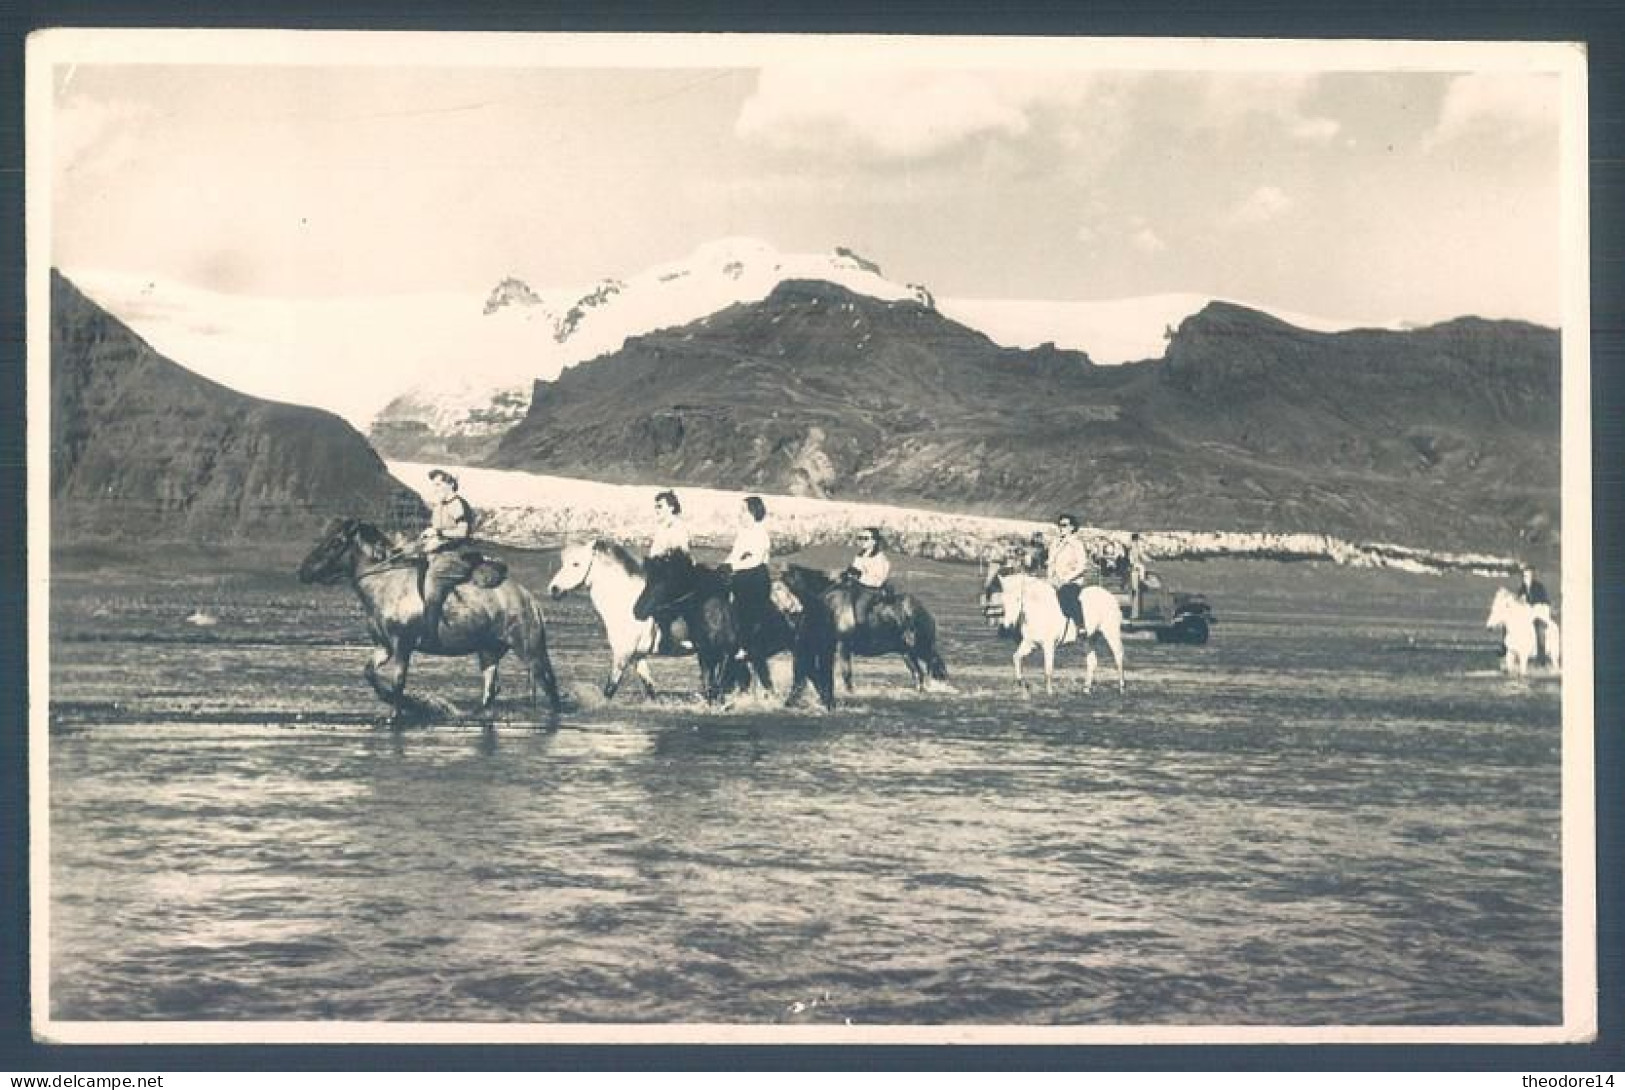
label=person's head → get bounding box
[743,495,767,523]
[1131,532,1141,543]
[655,490,681,517]
[1055,513,1079,537]
[428,468,458,498]
[1521,564,1536,582]
[857,527,884,553]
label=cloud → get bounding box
[1224,185,1293,228]
[735,68,1098,163]
[1290,116,1341,143]
[1426,73,1561,147]
[1130,225,1167,254]
[1191,73,1340,144]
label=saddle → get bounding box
[464,550,509,588]
[414,548,509,593]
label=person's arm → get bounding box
[732,523,769,568]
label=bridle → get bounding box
[552,547,595,595]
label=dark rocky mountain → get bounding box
[490,280,1560,555]
[51,270,427,544]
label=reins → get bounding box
[354,547,423,582]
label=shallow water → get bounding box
[46,555,1565,1025]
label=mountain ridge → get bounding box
[490,280,1559,555]
[50,270,427,544]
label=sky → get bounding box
[45,38,1572,326]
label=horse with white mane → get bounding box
[1486,586,1561,677]
[549,539,699,701]
[983,561,1125,694]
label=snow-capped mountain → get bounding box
[371,237,937,446]
[67,237,1418,448]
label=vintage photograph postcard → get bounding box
[27,30,1594,1045]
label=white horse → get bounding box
[990,566,1125,694]
[550,540,691,700]
[1486,587,1561,677]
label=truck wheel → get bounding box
[1172,615,1210,645]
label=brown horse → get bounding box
[778,566,948,693]
[298,518,562,725]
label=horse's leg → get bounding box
[817,647,837,709]
[477,648,502,711]
[363,646,391,704]
[604,650,635,701]
[634,658,658,699]
[1083,643,1098,694]
[1041,640,1056,696]
[840,643,855,694]
[372,641,415,726]
[903,651,926,691]
[528,646,563,718]
[1012,640,1032,695]
[750,650,776,697]
[1109,630,1126,693]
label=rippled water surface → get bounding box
[47,551,1565,1026]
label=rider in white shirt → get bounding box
[847,528,892,588]
[1046,514,1090,627]
[845,527,894,625]
[725,495,773,650]
[648,490,691,561]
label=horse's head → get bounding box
[298,518,358,584]
[1486,586,1519,629]
[297,518,393,585]
[780,565,833,599]
[633,552,692,621]
[549,542,595,599]
[996,569,1027,629]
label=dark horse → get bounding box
[778,567,949,693]
[632,553,837,709]
[298,518,562,725]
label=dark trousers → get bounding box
[1056,582,1084,627]
[422,550,472,640]
[731,565,772,647]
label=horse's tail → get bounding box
[911,602,949,681]
[513,588,563,715]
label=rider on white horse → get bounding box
[1046,514,1091,632]
[1515,564,1554,662]
[645,490,692,653]
[648,490,691,562]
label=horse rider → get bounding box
[648,489,691,561]
[1046,513,1091,629]
[722,495,774,652]
[843,526,895,624]
[413,468,476,647]
[1515,563,1554,661]
[1125,532,1149,619]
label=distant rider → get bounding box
[1046,514,1091,629]
[415,468,475,647]
[844,527,895,625]
[648,489,691,561]
[724,495,774,651]
[1515,564,1554,662]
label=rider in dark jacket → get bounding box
[416,469,475,647]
